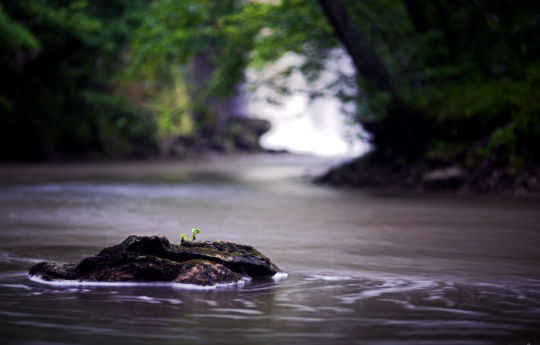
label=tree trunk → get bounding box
[317,0,397,99]
[318,0,430,160]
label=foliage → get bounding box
[129,0,262,95]
[129,0,540,171]
[152,76,194,139]
[180,228,201,244]
[1,0,538,176]
[392,0,540,167]
[127,0,267,135]
[298,0,540,170]
[0,0,156,160]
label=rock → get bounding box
[160,117,271,157]
[29,235,281,286]
[227,118,271,137]
[29,262,77,281]
[173,260,241,285]
[423,166,465,190]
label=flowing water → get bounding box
[0,155,539,344]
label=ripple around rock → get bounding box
[28,235,281,286]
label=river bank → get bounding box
[317,154,540,197]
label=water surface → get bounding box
[1,155,539,344]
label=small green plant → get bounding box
[180,228,201,244]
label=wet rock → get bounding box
[28,262,77,281]
[161,118,272,157]
[423,166,465,190]
[173,260,241,285]
[29,235,280,286]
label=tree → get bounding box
[129,0,540,176]
[128,0,263,138]
[3,0,537,188]
[317,0,396,98]
[318,0,540,188]
[0,0,156,160]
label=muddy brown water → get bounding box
[1,155,539,344]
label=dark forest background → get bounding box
[1,0,539,191]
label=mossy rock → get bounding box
[29,235,281,286]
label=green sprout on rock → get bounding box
[180,228,201,244]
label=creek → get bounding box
[0,155,539,344]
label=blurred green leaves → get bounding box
[0,0,155,160]
[0,3,40,51]
[1,0,538,170]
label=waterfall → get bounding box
[245,50,368,157]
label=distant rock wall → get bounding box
[161,118,273,157]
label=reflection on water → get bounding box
[0,154,539,344]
